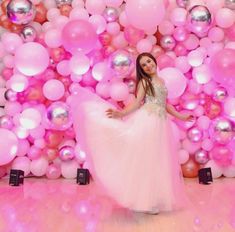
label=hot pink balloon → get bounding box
[61,20,98,54]
[15,42,49,76]
[0,129,18,165]
[210,145,233,167]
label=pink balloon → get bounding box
[30,157,49,176]
[0,129,18,165]
[125,0,166,32]
[43,79,65,101]
[12,156,31,176]
[173,27,189,42]
[210,145,233,167]
[110,82,129,101]
[1,32,23,53]
[15,42,49,76]
[174,56,191,73]
[170,7,187,26]
[17,139,30,157]
[85,0,106,15]
[62,20,98,54]
[124,26,145,46]
[28,146,42,160]
[70,53,90,75]
[210,49,235,88]
[157,54,175,70]
[46,163,61,179]
[197,116,210,130]
[215,8,234,28]
[192,64,211,84]
[136,39,152,53]
[208,27,224,42]
[19,108,42,130]
[224,97,235,117]
[158,20,174,35]
[178,149,189,164]
[158,67,187,98]
[105,0,123,7]
[95,82,110,99]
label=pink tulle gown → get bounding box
[70,82,187,213]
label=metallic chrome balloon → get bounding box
[176,0,190,8]
[7,0,35,25]
[59,146,75,161]
[225,0,235,10]
[4,89,18,102]
[55,0,73,7]
[109,50,133,78]
[46,102,72,131]
[187,126,203,142]
[160,35,176,51]
[103,7,119,22]
[194,149,209,164]
[210,117,234,144]
[212,86,228,102]
[20,25,36,42]
[187,5,212,36]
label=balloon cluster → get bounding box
[0,0,235,179]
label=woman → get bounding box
[71,52,192,214]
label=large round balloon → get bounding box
[158,67,187,99]
[15,42,49,76]
[0,129,18,165]
[61,20,98,54]
[210,49,235,88]
[125,0,165,32]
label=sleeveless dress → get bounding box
[70,82,187,213]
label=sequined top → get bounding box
[143,81,168,118]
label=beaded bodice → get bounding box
[143,81,168,118]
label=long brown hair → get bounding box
[136,52,156,97]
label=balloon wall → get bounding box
[0,0,235,179]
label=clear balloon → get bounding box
[7,0,35,25]
[46,102,72,131]
[186,5,212,37]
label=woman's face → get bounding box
[139,56,157,76]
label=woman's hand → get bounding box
[106,108,124,118]
[179,113,195,122]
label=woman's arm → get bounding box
[166,103,194,121]
[106,81,146,118]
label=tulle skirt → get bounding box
[70,86,187,213]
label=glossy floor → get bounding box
[0,177,235,232]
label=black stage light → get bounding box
[9,169,24,186]
[198,167,213,185]
[77,168,90,185]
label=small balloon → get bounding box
[20,25,37,42]
[194,149,209,164]
[160,35,176,51]
[103,7,119,22]
[7,0,36,25]
[59,145,75,161]
[186,5,212,37]
[187,126,203,142]
[181,158,200,178]
[4,89,18,102]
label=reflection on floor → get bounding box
[0,177,235,232]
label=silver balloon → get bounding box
[160,35,176,51]
[210,117,234,144]
[4,89,18,102]
[7,0,35,25]
[176,0,190,8]
[103,7,119,22]
[195,149,209,164]
[187,5,212,37]
[59,146,75,161]
[187,126,203,142]
[55,0,73,7]
[225,0,235,10]
[20,25,36,42]
[212,86,228,102]
[46,102,72,131]
[109,50,133,77]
